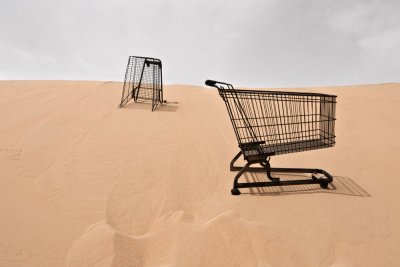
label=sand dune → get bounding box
[0,81,399,266]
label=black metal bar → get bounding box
[160,62,164,103]
[236,179,326,188]
[151,64,156,111]
[135,61,146,101]
[230,151,243,171]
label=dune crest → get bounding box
[0,81,399,266]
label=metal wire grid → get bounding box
[119,56,163,110]
[119,56,138,107]
[134,59,161,99]
[218,89,336,156]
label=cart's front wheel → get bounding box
[231,188,241,195]
[320,181,329,189]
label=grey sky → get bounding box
[1,0,399,87]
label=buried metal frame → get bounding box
[119,56,164,111]
[205,80,337,195]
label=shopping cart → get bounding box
[119,56,163,111]
[205,80,337,195]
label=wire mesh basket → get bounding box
[119,56,163,111]
[220,88,336,158]
[205,80,337,195]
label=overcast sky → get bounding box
[0,0,399,87]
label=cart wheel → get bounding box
[231,188,241,195]
[320,181,329,189]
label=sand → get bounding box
[0,80,399,266]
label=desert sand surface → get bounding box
[0,80,400,266]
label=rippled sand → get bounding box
[0,80,399,266]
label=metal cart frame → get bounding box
[205,80,337,195]
[119,56,163,111]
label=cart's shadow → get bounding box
[123,101,179,112]
[241,172,370,197]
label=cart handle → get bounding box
[144,59,162,68]
[206,79,260,144]
[205,80,234,89]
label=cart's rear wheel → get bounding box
[231,188,241,195]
